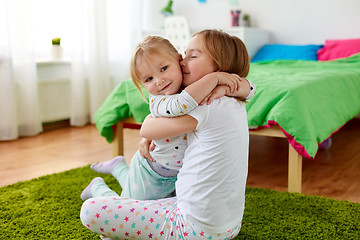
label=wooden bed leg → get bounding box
[288,144,302,193]
[112,121,124,157]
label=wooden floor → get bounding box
[1,118,359,203]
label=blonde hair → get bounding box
[130,36,179,99]
[193,29,250,77]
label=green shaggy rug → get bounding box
[1,165,359,239]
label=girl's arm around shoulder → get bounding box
[184,72,240,103]
[200,78,256,105]
[140,114,198,140]
[149,71,231,117]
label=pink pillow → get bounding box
[317,38,360,61]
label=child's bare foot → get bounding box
[80,177,104,200]
[91,156,126,174]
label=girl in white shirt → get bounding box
[81,30,251,239]
[81,36,254,201]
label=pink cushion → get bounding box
[317,38,360,61]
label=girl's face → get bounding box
[181,35,216,87]
[139,53,183,95]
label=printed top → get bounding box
[148,90,197,175]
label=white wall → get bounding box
[169,0,360,44]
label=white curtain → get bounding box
[69,0,143,125]
[0,0,42,140]
[70,0,112,126]
[0,0,143,140]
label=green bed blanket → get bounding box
[94,53,360,159]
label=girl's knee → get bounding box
[80,199,94,227]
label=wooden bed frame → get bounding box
[112,117,303,193]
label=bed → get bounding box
[94,40,360,193]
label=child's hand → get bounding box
[215,72,242,93]
[139,137,156,162]
[200,76,252,104]
[219,75,251,99]
[199,85,228,105]
[230,77,251,99]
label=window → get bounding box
[31,0,82,58]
